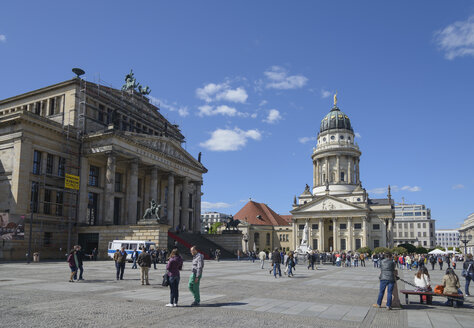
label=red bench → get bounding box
[400,290,464,307]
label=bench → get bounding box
[400,290,464,307]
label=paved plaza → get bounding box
[0,259,473,328]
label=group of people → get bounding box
[375,253,474,309]
[131,248,168,270]
[66,245,86,282]
[391,253,461,271]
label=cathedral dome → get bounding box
[319,106,353,133]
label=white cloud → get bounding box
[263,109,282,124]
[0,34,6,43]
[264,66,308,90]
[251,113,257,119]
[148,96,189,117]
[200,127,262,151]
[298,136,317,144]
[355,132,362,138]
[196,82,248,103]
[434,16,474,60]
[321,89,332,98]
[201,201,233,210]
[197,104,252,118]
[368,185,422,194]
[452,184,465,190]
[259,100,268,106]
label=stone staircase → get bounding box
[167,231,236,260]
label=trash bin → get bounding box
[33,252,40,262]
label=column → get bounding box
[150,166,158,202]
[174,182,181,229]
[77,157,89,224]
[194,182,202,233]
[336,156,340,183]
[167,173,175,227]
[319,218,324,251]
[313,161,317,187]
[325,157,329,183]
[181,176,190,230]
[11,138,32,214]
[104,153,116,225]
[333,218,338,252]
[362,217,368,247]
[347,157,352,184]
[126,159,138,224]
[382,219,387,247]
[316,160,320,186]
[348,217,353,251]
[356,158,360,184]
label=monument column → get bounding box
[181,176,190,230]
[104,152,116,225]
[126,159,138,224]
[319,218,324,251]
[348,217,353,251]
[333,218,338,252]
[167,173,174,227]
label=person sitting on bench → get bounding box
[414,267,432,303]
[442,268,462,307]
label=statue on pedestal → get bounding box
[142,199,162,223]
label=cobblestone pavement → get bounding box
[0,260,473,328]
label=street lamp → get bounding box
[459,231,472,255]
[243,233,249,253]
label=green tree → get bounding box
[391,246,407,255]
[356,247,372,255]
[373,247,390,254]
[397,243,416,253]
[415,246,428,254]
[455,247,461,253]
[209,222,222,234]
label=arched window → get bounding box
[254,233,260,245]
[266,233,270,246]
[331,172,336,182]
[340,172,345,182]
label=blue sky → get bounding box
[1,1,473,229]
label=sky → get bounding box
[1,1,473,229]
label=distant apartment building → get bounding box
[201,212,231,233]
[435,229,460,249]
[393,202,436,248]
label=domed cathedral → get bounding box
[291,94,394,253]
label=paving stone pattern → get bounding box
[0,260,473,327]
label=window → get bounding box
[330,135,335,140]
[329,225,333,231]
[340,239,346,250]
[299,224,305,230]
[340,223,347,230]
[373,224,380,230]
[189,193,193,209]
[33,151,42,174]
[44,232,52,246]
[56,191,63,216]
[410,223,414,228]
[266,233,270,246]
[423,241,427,246]
[31,182,39,213]
[313,239,318,249]
[418,232,421,237]
[403,212,413,216]
[113,197,121,225]
[422,223,426,228]
[48,98,55,115]
[44,189,51,214]
[254,233,260,245]
[430,223,433,229]
[398,223,402,229]
[340,172,345,181]
[410,232,414,237]
[34,101,41,115]
[98,104,105,122]
[404,232,408,237]
[312,224,319,230]
[89,166,99,186]
[399,232,402,237]
[423,232,426,237]
[137,179,142,197]
[415,212,422,216]
[417,223,421,228]
[58,157,65,177]
[340,135,344,140]
[355,239,361,249]
[115,173,122,192]
[46,154,54,175]
[354,223,362,229]
[87,192,98,225]
[374,240,380,248]
[404,223,408,228]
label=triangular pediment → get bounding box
[292,195,365,214]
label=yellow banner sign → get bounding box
[65,174,80,190]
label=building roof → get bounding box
[368,198,393,205]
[280,215,293,224]
[234,201,290,226]
[319,106,353,133]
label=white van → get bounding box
[107,240,156,261]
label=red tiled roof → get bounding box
[234,201,290,226]
[280,215,293,224]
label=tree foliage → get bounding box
[373,247,390,254]
[356,247,372,255]
[415,246,428,254]
[209,222,222,234]
[397,243,416,253]
[391,246,407,255]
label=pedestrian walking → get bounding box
[73,245,85,280]
[91,248,98,261]
[188,246,204,306]
[165,248,183,307]
[360,253,366,267]
[151,248,158,270]
[67,249,77,282]
[373,252,397,310]
[215,249,220,262]
[131,248,139,269]
[286,252,296,277]
[113,247,127,280]
[272,248,282,278]
[137,247,152,285]
[462,254,474,296]
[307,251,315,270]
[258,250,266,269]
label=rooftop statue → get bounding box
[122,69,151,95]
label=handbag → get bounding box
[433,285,444,294]
[162,271,170,287]
[461,264,471,278]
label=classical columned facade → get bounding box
[291,97,394,252]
